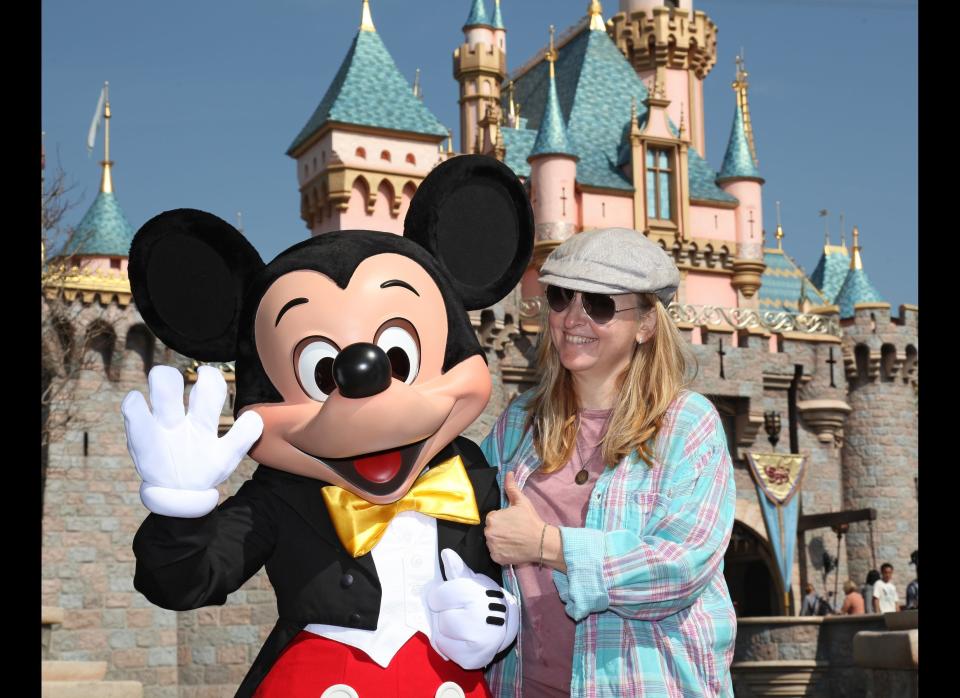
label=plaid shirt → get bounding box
[482,390,736,697]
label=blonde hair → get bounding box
[525,293,694,472]
[843,580,857,595]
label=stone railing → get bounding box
[518,297,842,337]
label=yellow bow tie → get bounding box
[322,455,481,558]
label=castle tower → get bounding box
[810,224,851,304]
[839,243,917,584]
[608,0,717,157]
[834,227,884,319]
[454,0,507,154]
[718,55,765,306]
[44,83,135,307]
[287,0,448,235]
[527,26,579,244]
[491,0,506,54]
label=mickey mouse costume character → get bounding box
[122,155,532,698]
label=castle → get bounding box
[41,1,917,696]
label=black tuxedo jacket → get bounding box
[132,437,502,697]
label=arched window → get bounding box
[355,147,367,159]
[854,344,870,386]
[85,321,117,380]
[405,153,416,165]
[380,150,392,162]
[125,324,155,376]
[880,343,897,382]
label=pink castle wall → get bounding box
[579,191,633,231]
[690,205,737,243]
[684,270,738,308]
[465,26,495,49]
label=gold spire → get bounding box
[546,25,557,79]
[851,226,863,270]
[447,129,454,154]
[507,80,517,127]
[732,52,758,167]
[100,81,113,194]
[839,211,847,249]
[360,0,376,32]
[588,0,605,31]
[775,200,784,250]
[413,68,422,99]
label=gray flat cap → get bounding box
[539,228,680,305]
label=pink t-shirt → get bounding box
[515,408,612,697]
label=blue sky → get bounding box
[41,0,917,308]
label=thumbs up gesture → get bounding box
[427,549,519,669]
[484,472,549,566]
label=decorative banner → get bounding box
[745,453,807,612]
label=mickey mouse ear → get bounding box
[128,209,265,361]
[403,155,533,310]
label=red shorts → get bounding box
[254,631,491,698]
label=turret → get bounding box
[527,26,578,243]
[608,0,716,156]
[718,55,765,306]
[454,0,507,154]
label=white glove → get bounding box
[427,548,519,670]
[121,365,263,518]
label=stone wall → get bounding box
[733,615,887,698]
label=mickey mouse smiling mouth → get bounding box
[293,438,428,497]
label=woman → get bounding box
[840,580,866,614]
[481,228,737,697]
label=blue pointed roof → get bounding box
[505,25,735,203]
[718,102,762,182]
[834,260,884,318]
[73,190,136,257]
[810,244,850,302]
[501,126,536,177]
[529,69,576,159]
[491,0,504,29]
[287,28,447,155]
[759,247,827,314]
[464,0,491,28]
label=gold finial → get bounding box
[507,80,517,126]
[775,200,784,250]
[547,25,557,79]
[732,52,758,167]
[100,81,113,194]
[588,0,605,31]
[413,68,422,99]
[839,211,846,249]
[631,95,637,121]
[360,0,376,32]
[447,129,454,154]
[851,226,863,270]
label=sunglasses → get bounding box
[545,285,638,324]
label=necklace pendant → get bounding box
[575,469,589,485]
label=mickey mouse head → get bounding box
[128,155,532,504]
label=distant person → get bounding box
[800,583,819,616]
[872,562,899,613]
[861,569,880,613]
[905,550,918,610]
[840,580,865,615]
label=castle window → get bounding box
[355,147,367,159]
[406,153,416,165]
[645,147,673,221]
[380,150,392,162]
[110,258,121,270]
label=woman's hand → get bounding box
[485,472,566,571]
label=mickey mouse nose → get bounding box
[333,342,393,399]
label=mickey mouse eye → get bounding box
[375,323,420,385]
[296,338,340,402]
